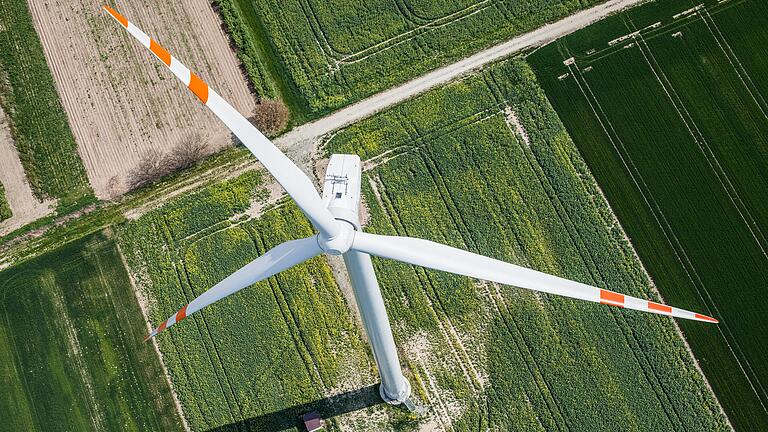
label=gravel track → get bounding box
[275,0,644,160]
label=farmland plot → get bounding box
[118,170,404,431]
[27,0,256,199]
[225,0,604,120]
[0,0,92,208]
[529,0,768,428]
[324,58,728,430]
[0,104,57,236]
[0,232,182,431]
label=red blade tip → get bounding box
[695,313,719,323]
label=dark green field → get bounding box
[0,232,182,431]
[529,0,768,429]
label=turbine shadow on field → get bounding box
[204,384,382,431]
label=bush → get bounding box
[251,99,289,136]
[125,133,211,191]
[167,132,210,170]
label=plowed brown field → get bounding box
[28,0,256,198]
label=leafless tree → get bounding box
[126,149,172,190]
[168,132,209,170]
[125,133,212,192]
[251,99,289,136]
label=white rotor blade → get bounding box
[146,235,322,340]
[102,6,338,238]
[352,232,718,323]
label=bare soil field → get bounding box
[27,0,256,199]
[0,104,55,235]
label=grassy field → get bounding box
[324,58,727,430]
[0,232,182,431]
[217,0,603,121]
[0,183,10,221]
[528,0,768,429]
[0,0,92,209]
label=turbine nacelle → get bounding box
[317,154,363,255]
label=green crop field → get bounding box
[325,58,727,430]
[0,0,92,209]
[0,183,11,221]
[528,0,768,429]
[218,0,603,121]
[0,232,182,431]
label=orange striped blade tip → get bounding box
[695,313,719,323]
[102,5,128,27]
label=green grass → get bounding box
[0,232,183,431]
[0,183,11,221]
[218,0,604,122]
[0,0,92,209]
[528,0,768,429]
[325,58,728,430]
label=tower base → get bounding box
[380,380,426,414]
[379,378,411,405]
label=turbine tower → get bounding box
[103,6,718,409]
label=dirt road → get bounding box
[28,0,256,199]
[275,0,644,155]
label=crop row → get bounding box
[0,183,11,221]
[326,58,728,430]
[0,0,92,208]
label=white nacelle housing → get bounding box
[322,154,362,229]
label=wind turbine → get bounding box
[103,6,718,409]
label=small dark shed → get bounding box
[302,411,325,432]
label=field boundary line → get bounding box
[116,242,191,431]
[633,32,768,261]
[701,9,768,120]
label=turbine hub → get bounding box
[317,221,355,255]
